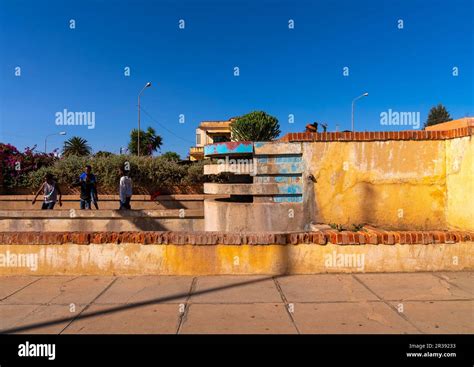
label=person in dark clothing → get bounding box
[80,165,99,209]
[72,173,94,209]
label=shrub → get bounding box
[24,155,208,194]
[230,111,281,141]
[2,143,217,194]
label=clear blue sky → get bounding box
[1,0,473,158]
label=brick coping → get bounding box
[0,230,472,246]
[279,127,474,143]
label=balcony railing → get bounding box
[189,146,204,154]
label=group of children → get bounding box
[32,165,133,210]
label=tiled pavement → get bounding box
[0,272,472,334]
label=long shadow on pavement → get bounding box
[1,275,282,334]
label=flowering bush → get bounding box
[0,143,56,188]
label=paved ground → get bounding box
[0,272,472,334]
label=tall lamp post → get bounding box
[45,131,66,153]
[351,92,369,132]
[137,82,152,156]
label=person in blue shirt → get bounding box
[79,165,99,209]
[74,165,98,210]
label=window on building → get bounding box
[213,135,230,143]
[196,133,201,146]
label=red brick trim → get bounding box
[279,127,474,143]
[0,230,472,246]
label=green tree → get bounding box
[128,127,163,156]
[230,111,281,141]
[161,151,181,161]
[62,136,91,157]
[94,151,113,158]
[424,104,453,128]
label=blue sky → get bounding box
[1,0,473,158]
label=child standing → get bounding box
[118,167,133,210]
[32,173,62,209]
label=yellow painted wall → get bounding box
[304,137,473,230]
[304,140,448,230]
[446,136,474,230]
[0,242,471,275]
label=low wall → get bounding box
[0,230,472,275]
[0,210,203,232]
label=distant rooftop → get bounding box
[198,118,236,129]
[425,117,474,131]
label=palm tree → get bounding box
[62,136,92,157]
[128,126,163,156]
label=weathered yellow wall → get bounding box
[0,242,471,275]
[446,136,474,230]
[304,140,448,230]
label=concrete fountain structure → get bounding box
[203,141,310,232]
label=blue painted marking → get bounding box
[273,195,303,203]
[275,155,302,163]
[254,155,302,163]
[278,184,303,194]
[204,142,253,156]
[274,176,299,183]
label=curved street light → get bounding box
[137,82,152,156]
[351,92,369,132]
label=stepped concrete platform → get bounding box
[0,210,203,232]
[0,272,472,334]
[0,195,211,210]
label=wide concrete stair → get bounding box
[0,194,210,210]
[0,194,230,232]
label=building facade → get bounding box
[189,119,234,160]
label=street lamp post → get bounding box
[45,131,66,153]
[351,92,369,132]
[137,82,152,156]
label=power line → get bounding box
[139,105,194,145]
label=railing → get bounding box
[189,146,204,154]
